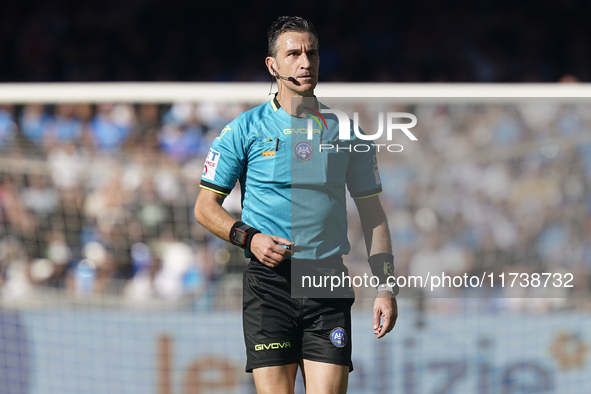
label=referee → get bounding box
[194,16,397,394]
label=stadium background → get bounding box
[1,2,591,394]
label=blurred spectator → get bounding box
[136,104,161,135]
[131,179,169,238]
[0,237,33,298]
[0,105,17,151]
[152,235,203,300]
[20,104,49,144]
[45,104,83,143]
[159,123,207,162]
[65,241,124,296]
[29,258,56,286]
[123,242,161,301]
[90,104,135,151]
[0,174,38,243]
[408,232,471,297]
[47,142,88,189]
[20,173,60,216]
[44,234,71,289]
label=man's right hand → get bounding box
[250,234,294,267]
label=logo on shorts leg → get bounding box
[330,327,347,348]
[254,342,291,351]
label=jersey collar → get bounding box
[270,94,321,113]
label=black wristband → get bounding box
[229,221,261,254]
[368,253,395,285]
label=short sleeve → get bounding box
[346,141,383,199]
[200,119,247,195]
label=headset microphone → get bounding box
[271,66,300,86]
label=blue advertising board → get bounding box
[0,309,589,393]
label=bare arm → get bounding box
[193,188,236,241]
[354,195,392,256]
[354,195,398,339]
[194,188,293,267]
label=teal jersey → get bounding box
[200,97,382,260]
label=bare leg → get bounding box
[252,363,299,394]
[300,360,349,394]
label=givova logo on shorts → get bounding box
[255,342,291,351]
[330,327,347,348]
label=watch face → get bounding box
[234,230,246,245]
[379,284,399,296]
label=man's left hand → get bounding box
[373,295,397,339]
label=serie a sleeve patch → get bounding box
[202,148,221,181]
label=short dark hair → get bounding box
[267,16,318,57]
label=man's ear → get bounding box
[265,57,277,77]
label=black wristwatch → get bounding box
[229,221,261,253]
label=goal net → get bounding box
[0,83,590,394]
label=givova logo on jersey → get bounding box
[202,148,221,181]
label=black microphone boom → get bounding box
[271,66,300,86]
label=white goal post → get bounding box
[1,82,591,103]
[1,82,590,394]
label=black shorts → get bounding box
[243,257,354,373]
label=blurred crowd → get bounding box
[349,101,591,307]
[1,0,590,83]
[0,99,590,311]
[0,101,247,306]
